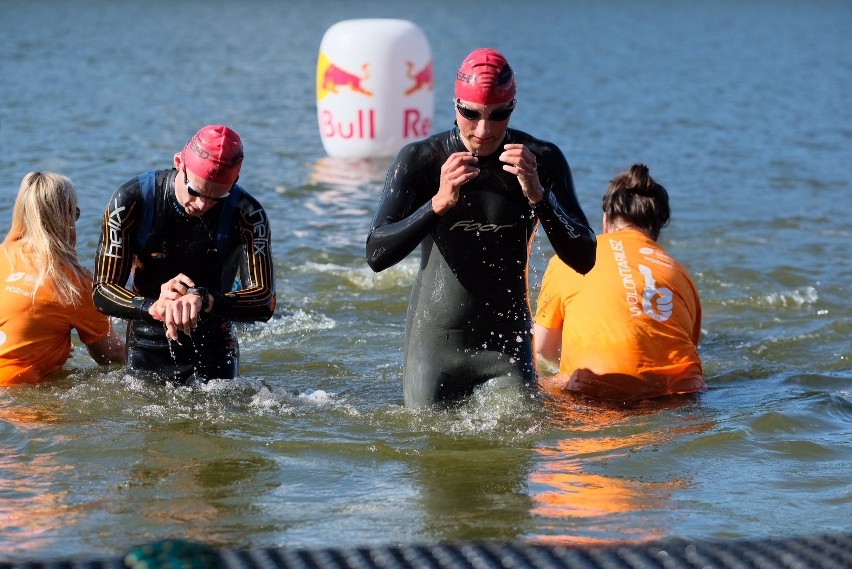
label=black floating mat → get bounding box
[3,532,851,569]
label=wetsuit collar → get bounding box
[167,169,188,217]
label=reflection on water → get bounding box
[529,397,714,546]
[407,390,543,543]
[114,430,279,549]
[415,444,534,543]
[0,453,78,554]
[308,156,390,191]
[290,156,392,251]
[0,402,77,554]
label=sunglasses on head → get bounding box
[455,99,516,122]
[74,206,80,220]
[184,168,231,202]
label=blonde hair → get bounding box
[3,171,88,305]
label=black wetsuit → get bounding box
[93,169,275,383]
[366,128,596,408]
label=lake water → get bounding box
[1,0,850,561]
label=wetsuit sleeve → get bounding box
[533,144,597,275]
[210,200,276,322]
[92,178,154,321]
[366,143,441,272]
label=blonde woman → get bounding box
[0,171,124,386]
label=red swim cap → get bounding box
[180,125,244,186]
[454,48,516,105]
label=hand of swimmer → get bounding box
[432,151,479,215]
[160,274,195,301]
[147,273,198,341]
[149,274,193,320]
[162,293,204,341]
[500,143,544,204]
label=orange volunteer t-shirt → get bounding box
[0,242,111,386]
[535,228,704,401]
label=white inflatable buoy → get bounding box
[316,19,434,159]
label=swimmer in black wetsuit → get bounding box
[93,125,275,383]
[366,48,597,409]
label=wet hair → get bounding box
[2,171,87,305]
[602,164,670,241]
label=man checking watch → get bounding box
[93,125,276,384]
[150,279,214,341]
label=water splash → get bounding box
[720,286,819,308]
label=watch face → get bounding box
[186,287,210,310]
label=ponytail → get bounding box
[602,164,670,240]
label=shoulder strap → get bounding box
[136,171,158,251]
[216,185,246,291]
[216,184,244,254]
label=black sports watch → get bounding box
[186,287,210,311]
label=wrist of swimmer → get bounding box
[139,292,214,319]
[140,298,156,319]
[529,187,550,207]
[208,291,224,314]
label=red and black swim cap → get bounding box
[180,125,243,186]
[454,48,516,105]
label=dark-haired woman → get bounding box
[534,164,704,402]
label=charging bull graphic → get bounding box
[405,60,433,96]
[317,51,373,100]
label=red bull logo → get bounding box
[402,59,432,139]
[405,60,433,96]
[316,51,432,145]
[315,20,434,156]
[317,52,373,101]
[319,108,376,140]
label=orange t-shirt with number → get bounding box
[535,229,704,401]
[0,242,111,386]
